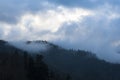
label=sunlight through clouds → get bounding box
[19,6,93,33]
[0,1,120,62]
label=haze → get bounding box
[0,0,120,63]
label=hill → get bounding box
[0,40,120,80]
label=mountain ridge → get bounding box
[1,40,120,80]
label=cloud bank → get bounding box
[0,0,120,63]
[9,41,50,53]
[0,5,93,41]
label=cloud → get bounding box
[0,0,120,24]
[1,0,120,24]
[0,0,53,24]
[46,0,120,9]
[0,5,93,41]
[0,1,120,63]
[51,4,120,63]
[9,41,50,53]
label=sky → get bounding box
[0,0,120,63]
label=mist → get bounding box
[51,6,120,63]
[9,41,50,53]
[0,0,120,63]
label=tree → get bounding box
[27,55,49,80]
[66,74,72,80]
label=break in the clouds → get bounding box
[0,0,120,63]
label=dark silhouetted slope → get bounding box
[1,40,120,80]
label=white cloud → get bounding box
[20,6,92,33]
[51,4,120,63]
[0,6,93,41]
[9,41,50,53]
[0,3,120,63]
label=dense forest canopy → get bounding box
[0,40,120,80]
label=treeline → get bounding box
[43,45,120,80]
[1,40,120,80]
[0,50,71,80]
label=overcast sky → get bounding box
[0,0,120,63]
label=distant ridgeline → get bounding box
[0,40,120,80]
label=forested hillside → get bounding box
[1,40,120,80]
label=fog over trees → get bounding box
[0,40,120,80]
